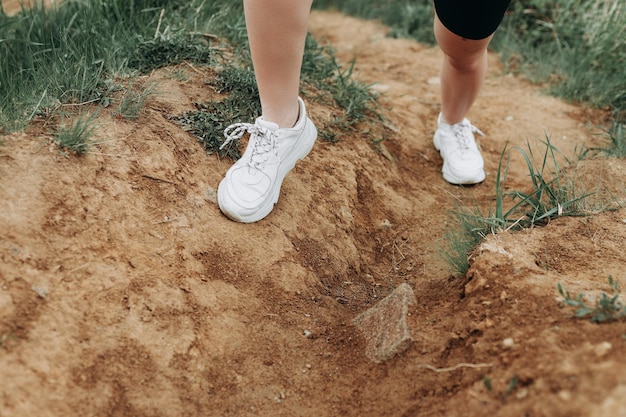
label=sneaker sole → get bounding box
[441,166,485,185]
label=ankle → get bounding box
[262,102,301,129]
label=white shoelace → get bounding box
[220,123,278,168]
[451,120,484,150]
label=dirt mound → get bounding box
[1,10,625,417]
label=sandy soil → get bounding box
[2,9,626,417]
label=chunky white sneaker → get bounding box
[433,113,486,185]
[217,97,317,223]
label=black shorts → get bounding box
[434,0,513,40]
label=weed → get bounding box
[502,375,519,400]
[174,64,261,160]
[127,30,215,73]
[502,138,592,228]
[482,375,493,392]
[115,81,156,120]
[53,111,99,156]
[583,121,626,159]
[558,276,626,323]
[440,206,489,276]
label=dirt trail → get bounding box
[1,10,626,417]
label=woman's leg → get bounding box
[218,0,317,223]
[244,0,314,128]
[434,13,493,125]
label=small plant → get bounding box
[558,276,626,323]
[482,375,493,392]
[174,64,261,160]
[502,375,519,400]
[53,111,98,155]
[583,121,626,159]
[115,81,156,120]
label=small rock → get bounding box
[352,283,416,363]
[594,341,612,357]
[32,286,48,299]
[558,390,572,401]
[205,186,218,204]
[516,388,529,399]
[502,338,515,349]
[379,219,392,229]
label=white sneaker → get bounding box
[433,113,486,185]
[217,97,317,223]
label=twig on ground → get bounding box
[142,174,175,184]
[415,362,493,373]
[153,216,182,225]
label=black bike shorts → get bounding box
[434,0,513,40]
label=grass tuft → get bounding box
[53,111,99,156]
[115,80,156,120]
[582,121,626,159]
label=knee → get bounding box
[434,15,490,74]
[443,50,486,74]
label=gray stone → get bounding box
[352,283,416,363]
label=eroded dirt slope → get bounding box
[1,10,625,417]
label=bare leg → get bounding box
[244,0,313,128]
[434,14,492,125]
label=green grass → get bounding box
[0,0,218,134]
[53,110,99,156]
[583,121,626,159]
[441,139,596,276]
[0,0,381,156]
[114,80,156,120]
[175,33,382,158]
[313,0,435,43]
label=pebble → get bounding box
[205,187,217,204]
[502,337,515,349]
[32,286,48,298]
[594,341,612,357]
[379,219,392,229]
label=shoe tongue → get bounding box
[257,118,280,132]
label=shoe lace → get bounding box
[451,120,484,151]
[220,122,278,168]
